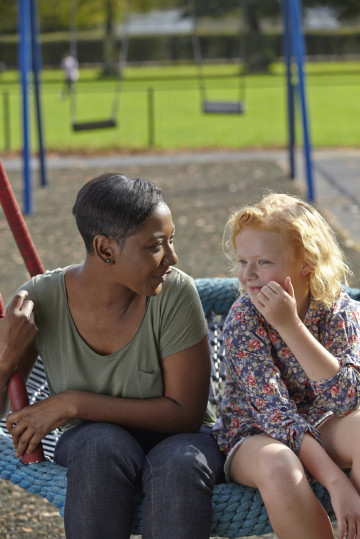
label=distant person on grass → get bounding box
[0,173,224,539]
[60,51,79,98]
[213,193,360,539]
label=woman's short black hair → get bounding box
[72,172,165,253]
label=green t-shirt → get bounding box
[18,266,214,430]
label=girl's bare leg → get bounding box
[229,434,334,539]
[320,409,360,489]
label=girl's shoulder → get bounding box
[333,289,360,322]
[335,289,360,311]
[311,289,360,326]
[225,293,259,328]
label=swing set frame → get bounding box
[16,0,314,218]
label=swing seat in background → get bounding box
[202,100,245,114]
[190,0,246,117]
[69,0,129,134]
[71,118,117,131]
[1,278,359,537]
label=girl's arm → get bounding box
[300,433,360,539]
[6,336,211,457]
[255,278,341,381]
[222,303,321,455]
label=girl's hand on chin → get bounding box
[255,277,298,330]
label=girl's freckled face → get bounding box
[235,227,307,304]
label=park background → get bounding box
[1,1,360,538]
[0,0,360,154]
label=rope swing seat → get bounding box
[0,277,353,537]
[1,161,359,537]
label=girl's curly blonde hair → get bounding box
[223,192,350,306]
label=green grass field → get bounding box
[0,61,359,152]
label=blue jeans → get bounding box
[54,421,225,539]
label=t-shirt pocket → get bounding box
[135,367,164,398]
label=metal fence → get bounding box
[1,76,360,152]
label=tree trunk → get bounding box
[244,5,272,72]
[103,0,116,74]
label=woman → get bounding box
[1,173,224,539]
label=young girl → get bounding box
[212,192,360,539]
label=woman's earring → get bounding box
[105,258,112,264]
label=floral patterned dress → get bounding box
[212,291,360,457]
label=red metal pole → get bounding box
[0,161,44,276]
[0,160,45,463]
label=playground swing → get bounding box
[69,0,130,132]
[190,0,246,115]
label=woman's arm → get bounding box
[300,433,360,539]
[7,336,211,457]
[74,335,210,432]
[0,291,38,417]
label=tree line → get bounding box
[0,0,359,73]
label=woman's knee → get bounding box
[141,431,222,537]
[55,421,145,474]
[144,430,224,487]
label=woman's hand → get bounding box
[6,334,212,457]
[0,291,38,374]
[328,473,360,539]
[6,392,74,457]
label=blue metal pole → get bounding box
[30,0,47,188]
[289,0,314,201]
[18,0,33,214]
[281,0,296,179]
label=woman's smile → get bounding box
[153,270,171,283]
